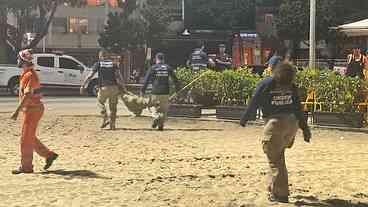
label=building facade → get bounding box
[35,1,120,65]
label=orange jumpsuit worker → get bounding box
[10,49,58,174]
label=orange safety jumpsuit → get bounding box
[19,67,54,172]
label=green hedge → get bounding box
[175,67,368,112]
[175,68,260,106]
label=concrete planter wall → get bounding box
[168,104,202,118]
[313,112,365,128]
[216,105,247,120]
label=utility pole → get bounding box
[309,0,316,68]
[105,0,110,24]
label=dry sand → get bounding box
[0,113,368,207]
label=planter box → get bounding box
[216,105,247,120]
[313,112,365,128]
[168,104,202,118]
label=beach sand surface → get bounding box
[0,114,368,207]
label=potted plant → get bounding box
[312,71,366,128]
[168,68,203,118]
[216,69,260,120]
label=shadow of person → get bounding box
[39,169,111,180]
[293,195,368,207]
[114,128,223,132]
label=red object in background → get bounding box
[87,0,118,7]
[232,34,241,68]
[243,48,253,65]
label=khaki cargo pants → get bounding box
[151,95,169,127]
[262,114,299,198]
[97,85,120,126]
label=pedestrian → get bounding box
[141,53,180,131]
[214,44,232,71]
[10,49,58,174]
[346,48,364,79]
[240,63,312,203]
[263,49,283,76]
[81,50,125,130]
[187,41,208,72]
[363,49,368,80]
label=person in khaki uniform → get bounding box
[141,53,180,131]
[240,63,312,204]
[81,50,124,130]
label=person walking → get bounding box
[81,50,124,130]
[11,49,58,174]
[141,53,180,131]
[240,63,312,203]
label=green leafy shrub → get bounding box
[175,68,260,106]
[295,68,368,113]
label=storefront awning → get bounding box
[336,19,368,36]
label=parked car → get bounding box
[0,53,99,96]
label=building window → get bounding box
[53,17,68,33]
[68,17,89,34]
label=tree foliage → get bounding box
[185,0,256,30]
[98,0,171,53]
[276,0,368,42]
[0,0,86,53]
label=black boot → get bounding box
[268,194,289,203]
[44,153,59,170]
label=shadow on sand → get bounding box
[114,128,224,132]
[40,169,111,180]
[294,195,368,207]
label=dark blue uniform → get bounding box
[142,63,179,95]
[240,77,307,130]
[189,48,208,71]
[240,76,310,201]
[92,60,117,87]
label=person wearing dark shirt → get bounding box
[188,45,208,72]
[141,53,180,131]
[81,50,124,130]
[215,44,232,71]
[240,63,312,204]
[346,48,365,79]
[263,50,283,76]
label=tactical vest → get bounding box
[97,60,117,87]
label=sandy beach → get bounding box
[0,112,368,207]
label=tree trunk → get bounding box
[27,1,58,49]
[0,7,8,63]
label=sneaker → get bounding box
[12,167,33,175]
[152,119,159,129]
[268,194,289,203]
[158,125,164,131]
[110,122,116,131]
[100,120,110,129]
[44,153,59,170]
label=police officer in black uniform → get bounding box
[81,50,124,130]
[215,44,232,71]
[141,53,180,131]
[187,42,208,72]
